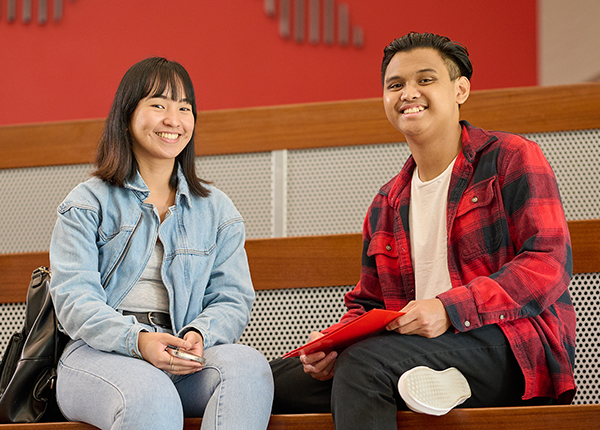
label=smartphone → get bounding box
[166,345,206,364]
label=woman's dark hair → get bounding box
[93,56,210,197]
[381,32,473,86]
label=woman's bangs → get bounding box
[144,69,186,102]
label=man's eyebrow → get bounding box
[417,68,438,74]
[385,68,439,85]
[384,75,403,85]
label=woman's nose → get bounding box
[163,108,181,127]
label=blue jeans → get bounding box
[57,329,273,430]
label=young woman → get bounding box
[49,57,273,430]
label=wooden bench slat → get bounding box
[246,234,362,290]
[396,404,600,430]
[0,251,49,304]
[566,219,600,274]
[1,405,599,429]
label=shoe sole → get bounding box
[398,366,471,416]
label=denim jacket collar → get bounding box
[123,163,191,207]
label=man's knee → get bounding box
[271,356,332,413]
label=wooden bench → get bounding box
[1,219,599,429]
[0,405,597,429]
[1,83,600,427]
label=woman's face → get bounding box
[129,86,195,168]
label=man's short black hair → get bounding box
[381,32,473,85]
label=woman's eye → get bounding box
[152,104,165,109]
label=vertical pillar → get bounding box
[272,150,288,237]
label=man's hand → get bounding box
[386,298,451,338]
[299,331,338,381]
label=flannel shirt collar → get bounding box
[384,121,499,209]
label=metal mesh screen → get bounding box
[569,273,600,404]
[527,129,600,220]
[0,164,93,253]
[239,286,353,361]
[197,152,273,239]
[0,303,27,349]
[287,142,412,236]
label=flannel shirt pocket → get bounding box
[454,177,505,261]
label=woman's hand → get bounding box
[138,331,205,375]
[299,331,338,381]
[386,298,451,338]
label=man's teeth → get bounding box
[157,132,179,139]
[403,106,425,114]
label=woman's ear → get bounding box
[456,76,471,105]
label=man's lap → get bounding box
[271,324,531,413]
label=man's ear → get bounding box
[456,76,470,105]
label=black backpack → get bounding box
[0,267,69,423]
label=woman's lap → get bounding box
[57,340,273,430]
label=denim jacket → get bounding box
[49,166,254,359]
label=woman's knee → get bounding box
[206,344,271,378]
[57,343,184,429]
[204,344,273,400]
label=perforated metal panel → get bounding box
[0,153,272,257]
[526,129,600,220]
[239,286,353,361]
[0,303,26,348]
[197,152,273,239]
[287,142,412,236]
[0,164,93,253]
[569,273,600,404]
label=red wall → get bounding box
[0,0,536,126]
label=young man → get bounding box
[270,32,576,429]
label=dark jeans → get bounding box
[271,325,553,430]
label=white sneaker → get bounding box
[398,366,471,416]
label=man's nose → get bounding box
[400,83,420,101]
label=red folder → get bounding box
[283,309,404,358]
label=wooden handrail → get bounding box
[1,219,598,304]
[1,83,600,169]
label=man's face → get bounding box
[382,48,469,140]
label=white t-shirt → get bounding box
[118,241,170,313]
[409,157,457,300]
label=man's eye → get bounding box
[388,83,402,90]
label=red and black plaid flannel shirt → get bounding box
[326,121,576,403]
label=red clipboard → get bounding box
[283,309,404,358]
